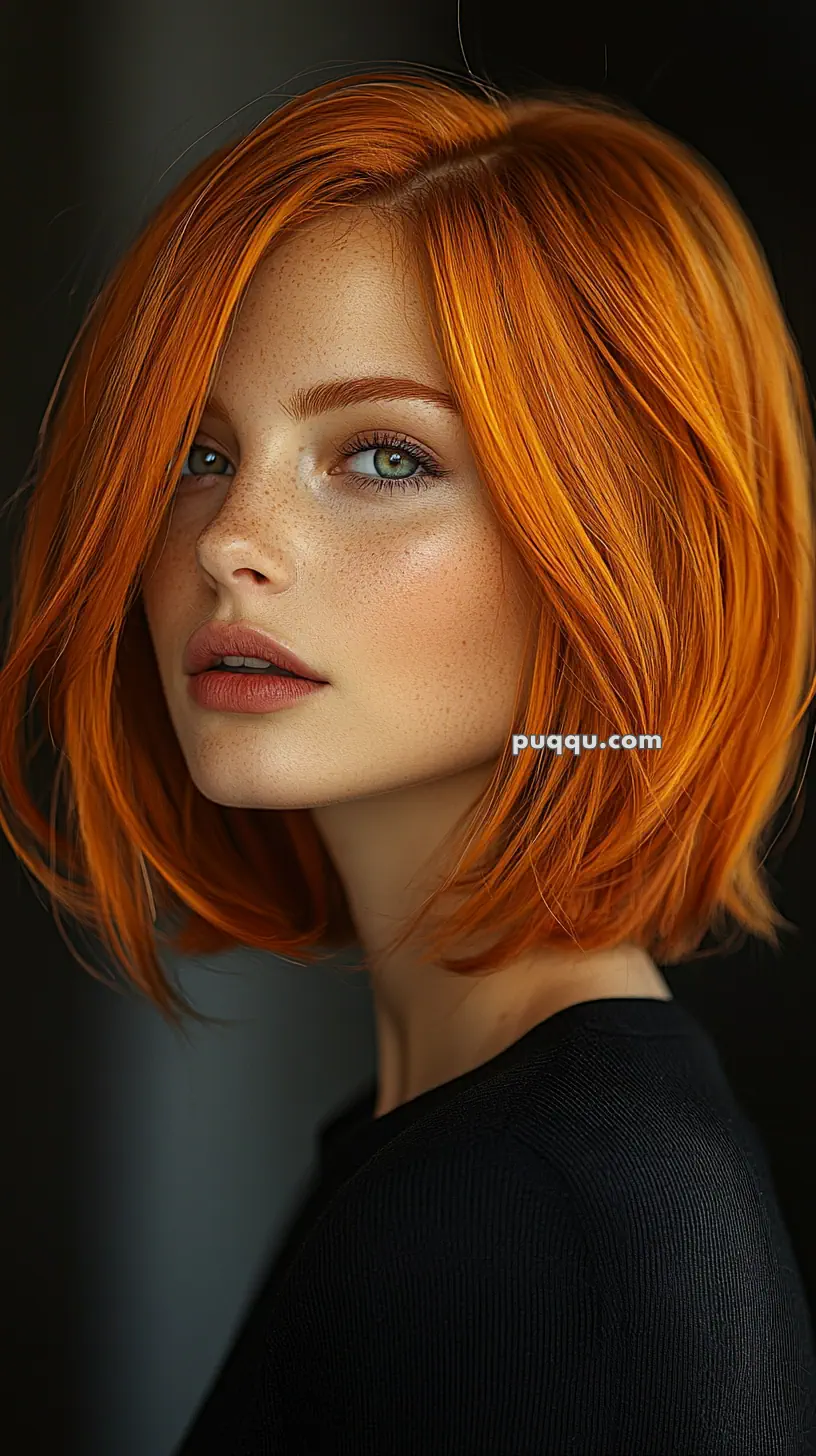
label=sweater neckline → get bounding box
[319,993,693,1175]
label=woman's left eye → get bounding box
[333,432,448,495]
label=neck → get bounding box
[311,765,671,1117]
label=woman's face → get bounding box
[141,207,535,810]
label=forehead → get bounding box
[219,209,439,382]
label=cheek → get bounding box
[140,535,197,656]
[340,518,531,714]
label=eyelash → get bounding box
[178,430,449,496]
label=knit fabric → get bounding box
[174,996,816,1454]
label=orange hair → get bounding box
[1,66,814,1036]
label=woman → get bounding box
[1,66,815,1453]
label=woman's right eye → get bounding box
[179,443,235,479]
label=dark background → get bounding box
[2,2,814,1451]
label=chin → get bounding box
[180,757,354,812]
[187,770,323,811]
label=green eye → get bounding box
[180,444,235,478]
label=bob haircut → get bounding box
[1,66,815,1036]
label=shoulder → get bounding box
[275,1085,816,1451]
[321,1071,794,1311]
[323,1088,809,1346]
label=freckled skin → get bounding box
[142,209,533,813]
[142,207,670,1115]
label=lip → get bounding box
[183,620,327,682]
[188,670,326,715]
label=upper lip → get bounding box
[183,621,327,681]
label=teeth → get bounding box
[216,654,298,677]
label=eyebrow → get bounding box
[201,374,460,426]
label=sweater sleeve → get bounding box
[267,1125,816,1455]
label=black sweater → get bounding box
[174,996,816,1454]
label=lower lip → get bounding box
[187,669,328,714]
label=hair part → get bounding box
[1,66,814,1034]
